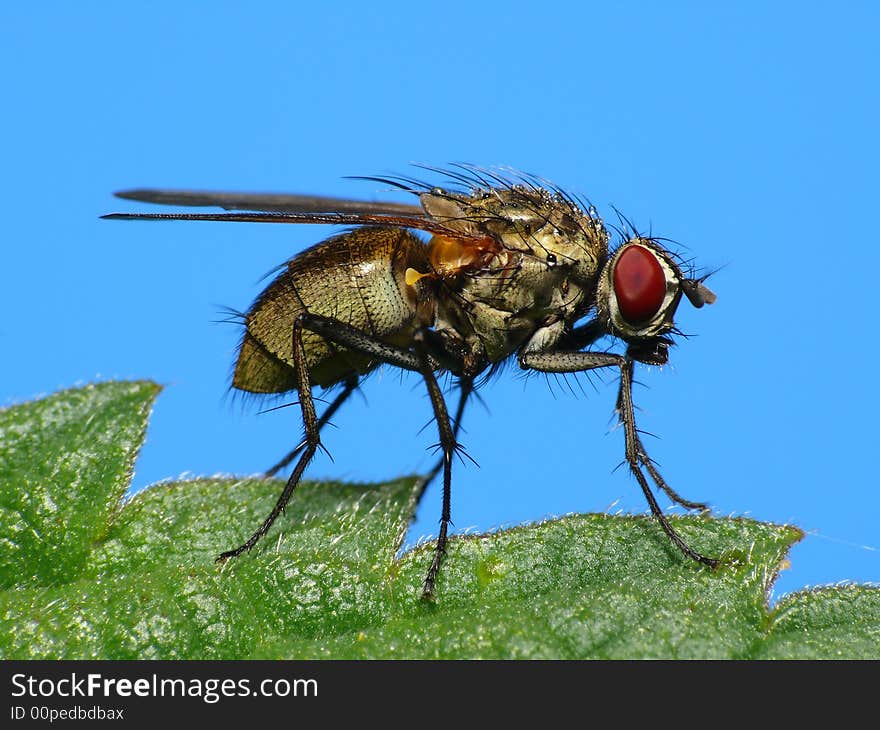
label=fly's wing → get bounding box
[112,188,425,216]
[101,188,470,235]
[104,187,510,277]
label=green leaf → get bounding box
[0,381,160,589]
[757,586,880,659]
[1,381,877,659]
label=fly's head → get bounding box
[595,237,716,365]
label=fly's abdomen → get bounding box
[233,227,428,392]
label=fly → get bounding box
[104,164,719,599]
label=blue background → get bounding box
[2,2,877,603]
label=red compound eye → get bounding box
[612,245,667,324]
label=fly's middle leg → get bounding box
[302,313,462,599]
[416,376,474,504]
[411,331,461,600]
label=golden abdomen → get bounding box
[233,227,428,392]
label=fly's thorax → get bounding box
[430,245,596,364]
[494,212,607,292]
[596,238,687,341]
[415,185,609,364]
[420,185,608,285]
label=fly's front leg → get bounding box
[617,341,710,513]
[614,359,718,567]
[519,349,718,569]
[217,316,321,562]
[616,358,709,512]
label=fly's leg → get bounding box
[519,349,718,569]
[217,317,322,562]
[416,376,474,504]
[301,314,461,599]
[265,375,359,477]
[616,360,709,513]
[566,319,708,512]
[224,311,463,597]
[613,357,718,566]
[411,332,460,600]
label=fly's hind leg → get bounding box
[519,348,718,569]
[264,375,359,477]
[217,316,323,562]
[221,311,463,599]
